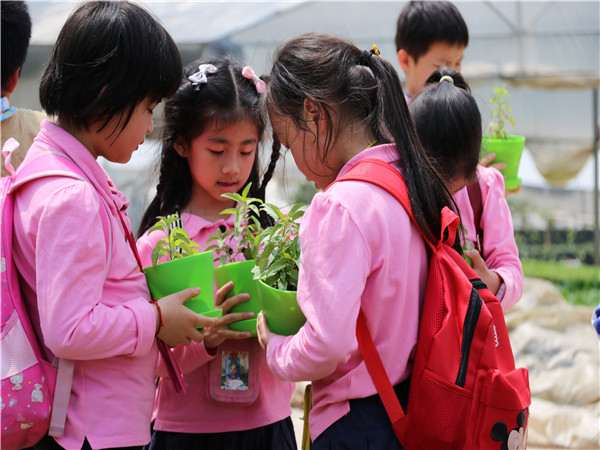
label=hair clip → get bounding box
[439,75,455,85]
[371,44,381,57]
[242,66,266,94]
[188,64,218,90]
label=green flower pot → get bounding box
[256,279,306,336]
[481,135,526,191]
[143,251,220,318]
[214,259,261,337]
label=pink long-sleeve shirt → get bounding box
[136,213,294,433]
[12,120,158,449]
[265,144,429,441]
[454,165,523,310]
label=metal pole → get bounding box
[593,88,599,266]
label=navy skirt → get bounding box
[311,379,410,450]
[145,416,297,450]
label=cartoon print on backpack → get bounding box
[491,408,529,450]
[10,374,23,390]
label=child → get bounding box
[136,58,296,450]
[395,0,469,103]
[409,67,523,310]
[256,33,455,449]
[395,1,518,194]
[1,0,46,176]
[11,2,218,449]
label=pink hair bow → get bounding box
[242,66,266,94]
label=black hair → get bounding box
[410,67,482,184]
[137,58,281,237]
[1,1,32,89]
[395,1,469,61]
[266,32,454,246]
[39,1,182,136]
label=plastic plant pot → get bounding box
[256,279,306,336]
[482,135,526,191]
[214,259,261,337]
[144,250,221,319]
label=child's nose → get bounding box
[222,156,240,175]
[146,117,154,134]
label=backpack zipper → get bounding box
[455,281,483,387]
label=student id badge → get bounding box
[208,339,258,404]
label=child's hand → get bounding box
[155,287,219,347]
[480,153,521,197]
[463,250,501,295]
[203,281,253,349]
[257,313,276,352]
[480,152,506,171]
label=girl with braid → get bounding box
[137,58,295,450]
[256,33,455,449]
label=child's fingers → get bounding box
[219,293,250,314]
[188,327,205,343]
[193,313,219,330]
[479,152,496,167]
[490,162,506,171]
[256,313,273,351]
[218,311,254,326]
[464,250,485,270]
[171,287,202,305]
[215,281,234,307]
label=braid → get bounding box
[137,138,192,237]
[258,132,281,199]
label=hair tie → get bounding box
[188,64,218,90]
[359,44,381,66]
[439,75,454,85]
[242,66,266,94]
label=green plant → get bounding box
[459,223,476,266]
[486,84,515,139]
[206,183,263,265]
[251,203,307,291]
[149,214,200,267]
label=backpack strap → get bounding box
[331,158,459,250]
[329,157,460,440]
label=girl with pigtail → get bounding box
[256,33,455,449]
[137,58,296,450]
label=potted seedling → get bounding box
[251,202,307,336]
[482,84,526,191]
[207,184,264,336]
[460,224,476,267]
[143,214,221,318]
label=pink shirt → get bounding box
[454,165,523,310]
[12,120,158,449]
[137,213,294,433]
[265,144,429,441]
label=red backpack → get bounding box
[333,158,531,449]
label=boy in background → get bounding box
[1,1,46,176]
[396,1,517,192]
[395,0,469,103]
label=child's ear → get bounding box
[4,68,20,95]
[303,98,321,122]
[397,49,411,74]
[173,137,188,158]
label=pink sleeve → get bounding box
[156,342,215,377]
[137,229,169,268]
[480,168,524,311]
[36,183,156,360]
[266,194,370,381]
